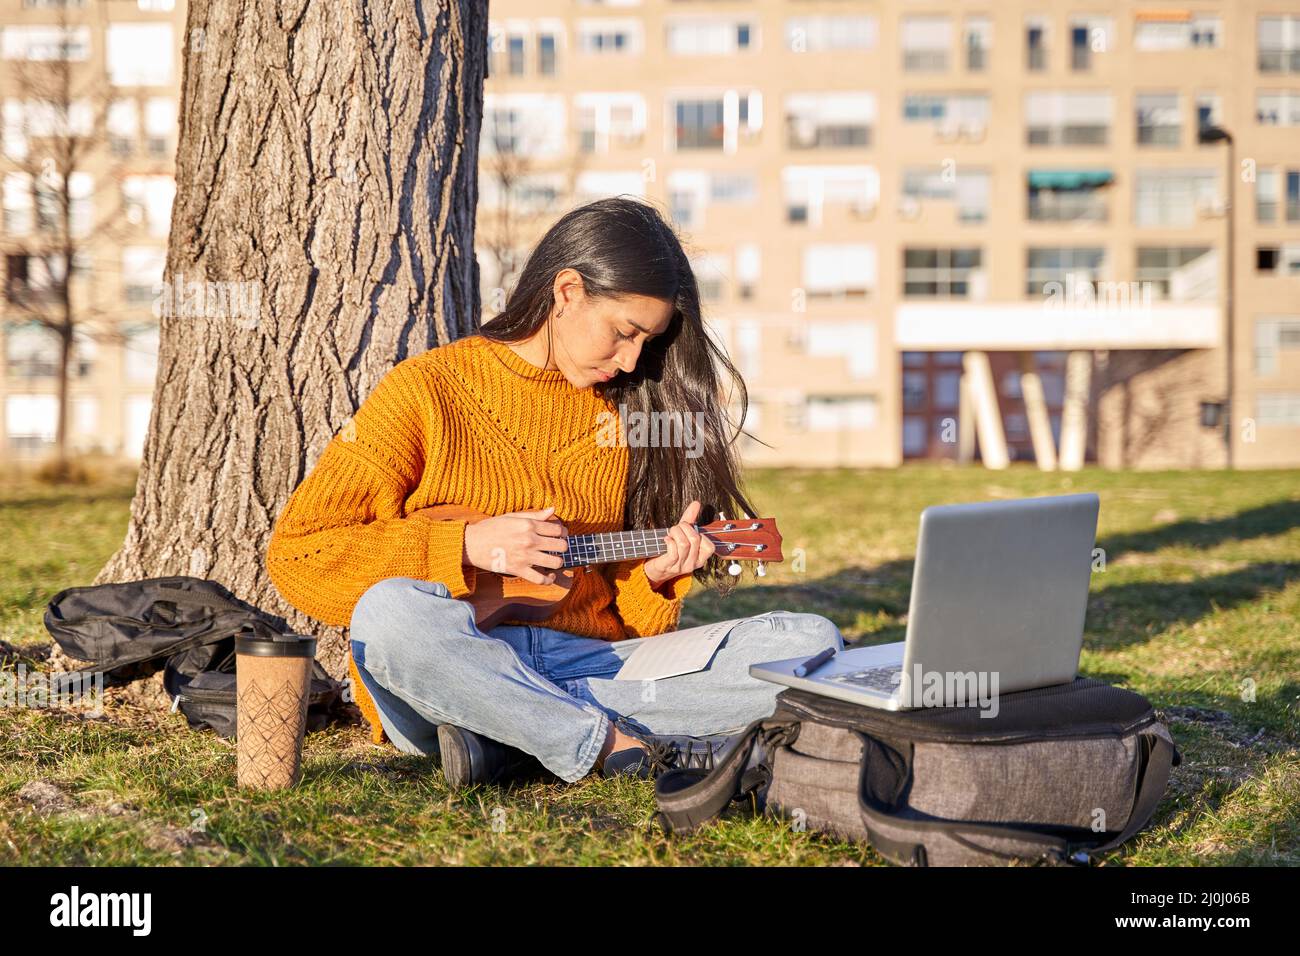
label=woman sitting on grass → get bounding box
[265,196,843,787]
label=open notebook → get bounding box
[613,618,749,682]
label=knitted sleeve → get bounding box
[602,559,693,638]
[264,359,476,627]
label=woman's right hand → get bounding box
[462,505,569,585]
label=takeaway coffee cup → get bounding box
[235,630,316,790]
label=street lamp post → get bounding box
[1198,124,1234,470]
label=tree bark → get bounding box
[60,0,487,706]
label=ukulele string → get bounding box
[559,526,767,565]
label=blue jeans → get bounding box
[348,577,844,783]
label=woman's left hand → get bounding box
[644,500,716,590]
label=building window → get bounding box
[901,16,951,72]
[538,34,557,75]
[666,19,755,55]
[1025,247,1105,296]
[1069,17,1111,71]
[807,395,877,432]
[122,246,166,306]
[903,247,983,298]
[902,166,990,222]
[576,93,644,153]
[1070,23,1090,70]
[668,170,758,228]
[1257,169,1279,223]
[3,322,93,378]
[1134,169,1219,227]
[1136,15,1221,51]
[1026,92,1112,146]
[1256,393,1300,426]
[1196,92,1222,138]
[1256,244,1300,276]
[0,25,90,61]
[786,92,874,148]
[670,91,761,153]
[6,394,58,451]
[1026,170,1112,222]
[577,19,642,55]
[1258,16,1300,74]
[122,176,175,238]
[802,243,876,299]
[144,97,175,158]
[674,98,725,151]
[783,165,878,225]
[507,35,525,75]
[735,243,761,300]
[903,371,927,411]
[901,93,989,137]
[1135,247,1216,300]
[124,323,160,383]
[785,16,877,52]
[106,24,173,86]
[803,322,876,379]
[690,253,729,303]
[1136,93,1181,146]
[483,94,565,157]
[903,416,927,456]
[1257,91,1300,127]
[1254,316,1300,376]
[964,17,991,71]
[1025,16,1048,71]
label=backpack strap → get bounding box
[654,716,798,833]
[1085,727,1180,856]
[152,581,276,623]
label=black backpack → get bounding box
[654,677,1180,866]
[43,575,345,738]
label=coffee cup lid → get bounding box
[235,631,317,658]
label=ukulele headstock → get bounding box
[695,516,783,572]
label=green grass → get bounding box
[1,464,1296,865]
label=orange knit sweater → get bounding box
[265,333,693,641]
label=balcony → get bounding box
[895,300,1221,350]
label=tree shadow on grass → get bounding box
[1096,498,1300,557]
[1084,562,1300,651]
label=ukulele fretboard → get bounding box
[561,529,677,567]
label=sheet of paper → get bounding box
[613,618,749,682]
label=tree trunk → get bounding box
[55,323,71,467]
[59,0,487,707]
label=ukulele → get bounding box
[423,504,783,631]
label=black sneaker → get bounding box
[599,726,732,780]
[436,724,545,788]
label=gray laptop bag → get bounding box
[655,677,1180,866]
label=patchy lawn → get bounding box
[1,464,1296,865]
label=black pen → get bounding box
[794,646,837,677]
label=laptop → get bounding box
[750,492,1100,711]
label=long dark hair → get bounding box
[479,196,763,594]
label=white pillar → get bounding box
[963,350,1008,469]
[1058,350,1092,471]
[1017,352,1057,471]
[957,366,976,463]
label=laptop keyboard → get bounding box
[824,665,903,694]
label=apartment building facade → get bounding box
[0,0,179,461]
[479,1,1300,469]
[3,2,1298,470]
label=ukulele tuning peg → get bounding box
[727,561,742,576]
[755,561,766,578]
